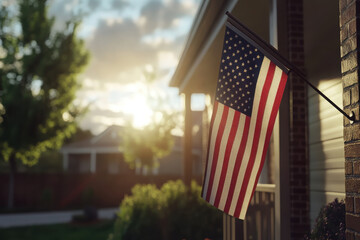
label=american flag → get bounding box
[201,23,288,220]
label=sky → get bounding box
[45,0,201,134]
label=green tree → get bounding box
[0,0,89,208]
[123,112,175,172]
[122,68,177,173]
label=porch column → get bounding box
[286,0,310,238]
[271,0,290,239]
[339,0,360,237]
[63,152,69,171]
[184,92,193,186]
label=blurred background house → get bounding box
[61,111,204,176]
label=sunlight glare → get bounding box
[122,95,153,128]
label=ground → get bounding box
[0,220,114,240]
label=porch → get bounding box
[171,0,345,239]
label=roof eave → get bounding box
[170,0,238,93]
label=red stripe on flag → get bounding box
[205,106,230,201]
[223,115,251,213]
[233,62,276,218]
[247,71,288,210]
[213,110,241,207]
[201,101,219,197]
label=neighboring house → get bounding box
[170,0,358,239]
[61,111,203,176]
[61,125,132,174]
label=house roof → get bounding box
[170,0,236,94]
[170,0,270,94]
[61,112,203,154]
[61,125,124,153]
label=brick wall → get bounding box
[340,0,360,238]
[287,0,310,238]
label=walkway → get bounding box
[0,208,118,228]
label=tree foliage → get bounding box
[123,112,175,170]
[0,0,89,166]
[122,67,177,171]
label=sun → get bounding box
[122,95,153,128]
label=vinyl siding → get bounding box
[308,79,345,226]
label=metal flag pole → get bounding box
[225,11,356,123]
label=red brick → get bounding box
[340,0,348,12]
[344,123,360,141]
[346,213,360,232]
[341,24,349,42]
[341,2,356,27]
[343,70,359,88]
[349,19,357,36]
[342,51,358,73]
[347,196,355,212]
[345,142,360,158]
[341,35,357,57]
[288,0,309,238]
[346,178,360,193]
[355,161,360,175]
[345,89,352,107]
[347,161,354,175]
[351,85,359,104]
[356,197,360,213]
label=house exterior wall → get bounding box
[339,0,360,237]
[96,153,133,175]
[68,154,91,173]
[308,81,345,225]
[304,0,346,226]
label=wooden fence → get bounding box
[0,173,199,211]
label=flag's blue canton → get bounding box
[216,26,264,116]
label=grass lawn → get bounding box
[0,220,114,240]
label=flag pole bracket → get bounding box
[349,111,356,124]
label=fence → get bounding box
[0,173,199,211]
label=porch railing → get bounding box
[223,184,276,240]
[243,183,275,240]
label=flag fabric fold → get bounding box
[201,20,288,220]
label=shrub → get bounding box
[305,198,345,240]
[109,180,222,240]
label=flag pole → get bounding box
[226,11,356,122]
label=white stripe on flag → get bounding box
[228,57,271,215]
[209,109,235,204]
[217,113,247,210]
[202,103,224,198]
[238,65,284,219]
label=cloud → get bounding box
[139,0,195,34]
[46,0,201,133]
[78,106,129,134]
[111,0,129,12]
[88,0,100,11]
[85,18,157,83]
